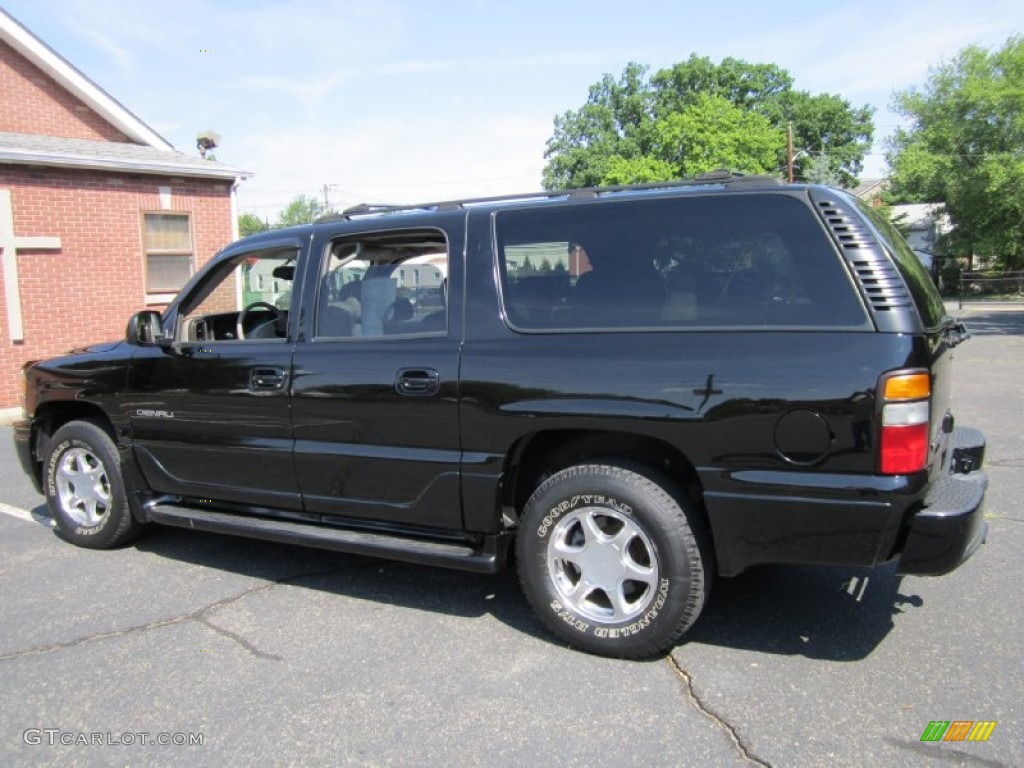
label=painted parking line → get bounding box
[0,502,51,526]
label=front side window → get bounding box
[497,194,869,330]
[316,230,448,338]
[177,248,297,342]
[142,212,194,293]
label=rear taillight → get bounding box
[879,371,930,475]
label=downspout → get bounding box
[230,176,242,242]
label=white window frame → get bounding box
[142,211,194,301]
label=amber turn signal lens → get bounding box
[883,373,930,401]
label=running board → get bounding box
[145,504,507,573]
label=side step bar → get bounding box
[145,503,507,574]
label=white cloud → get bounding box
[75,26,133,69]
[235,111,550,218]
[236,73,352,103]
[719,3,1018,101]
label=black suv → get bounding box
[14,174,988,658]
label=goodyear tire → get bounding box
[44,420,141,549]
[517,463,711,658]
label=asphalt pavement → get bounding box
[0,304,1021,767]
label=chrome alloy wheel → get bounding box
[55,447,113,527]
[546,506,660,623]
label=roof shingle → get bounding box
[0,131,250,180]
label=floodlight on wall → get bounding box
[196,130,221,159]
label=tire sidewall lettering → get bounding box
[536,493,633,539]
[591,577,671,638]
[45,438,73,499]
[546,576,672,637]
[548,599,590,633]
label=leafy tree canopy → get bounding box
[274,194,336,229]
[238,212,268,238]
[543,55,874,190]
[886,36,1024,270]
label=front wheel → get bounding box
[516,463,711,658]
[44,420,141,548]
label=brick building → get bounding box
[0,9,248,408]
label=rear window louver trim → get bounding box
[816,199,913,313]
[848,258,914,312]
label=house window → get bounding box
[143,212,193,293]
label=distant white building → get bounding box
[853,182,950,274]
[890,203,951,272]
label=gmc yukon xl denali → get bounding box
[14,174,988,658]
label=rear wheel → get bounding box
[44,420,141,548]
[516,463,711,658]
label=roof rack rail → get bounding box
[689,169,786,185]
[314,171,782,223]
[316,202,436,223]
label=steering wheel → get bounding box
[236,301,282,340]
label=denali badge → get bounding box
[135,409,174,419]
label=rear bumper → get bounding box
[700,425,988,577]
[897,427,988,575]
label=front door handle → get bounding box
[395,368,440,396]
[250,367,288,391]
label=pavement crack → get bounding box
[0,613,191,662]
[196,616,282,661]
[666,654,773,768]
[0,563,369,662]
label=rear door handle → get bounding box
[395,368,440,396]
[250,367,288,391]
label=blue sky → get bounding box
[4,0,1023,221]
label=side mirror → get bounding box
[126,310,168,347]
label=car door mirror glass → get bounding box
[125,310,168,346]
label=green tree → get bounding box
[543,63,654,190]
[274,194,336,228]
[656,94,784,177]
[238,212,267,238]
[802,153,844,187]
[649,55,794,127]
[543,55,873,190]
[781,91,875,187]
[886,37,1024,270]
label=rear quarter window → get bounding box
[495,193,869,331]
[856,200,948,329]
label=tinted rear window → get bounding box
[495,194,868,330]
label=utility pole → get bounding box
[787,121,794,184]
